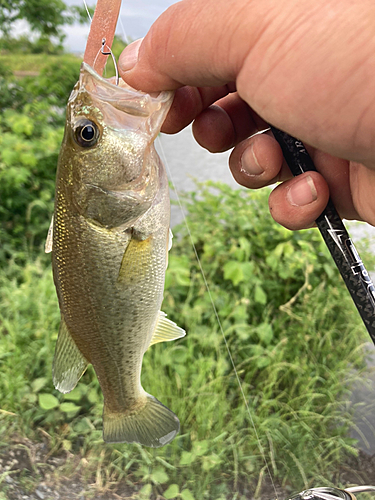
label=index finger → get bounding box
[161,84,236,133]
[118,0,260,92]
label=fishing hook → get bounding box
[93,38,119,85]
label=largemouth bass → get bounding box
[47,63,185,448]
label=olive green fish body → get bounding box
[50,64,184,447]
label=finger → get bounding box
[229,132,291,188]
[268,172,330,230]
[161,84,236,134]
[268,150,361,229]
[344,161,375,224]
[118,0,263,91]
[191,93,268,152]
[305,150,358,220]
[118,1,375,166]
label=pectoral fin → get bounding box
[53,316,89,394]
[45,216,53,253]
[117,235,153,284]
[149,311,186,347]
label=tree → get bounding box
[0,0,93,49]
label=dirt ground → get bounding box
[2,436,375,500]
[0,437,134,500]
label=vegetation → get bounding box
[0,37,132,265]
[0,23,373,500]
[0,55,81,265]
[0,171,372,498]
[0,0,93,53]
[0,52,80,73]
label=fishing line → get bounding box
[118,13,130,45]
[157,136,279,499]
[83,0,92,22]
[93,38,119,85]
[81,0,279,492]
[82,0,118,80]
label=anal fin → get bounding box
[53,316,89,394]
[149,311,186,347]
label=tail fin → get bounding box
[103,394,180,448]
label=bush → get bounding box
[0,101,63,263]
[0,34,64,54]
[0,56,81,263]
[0,182,371,498]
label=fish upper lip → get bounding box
[79,62,173,117]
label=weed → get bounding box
[0,182,372,499]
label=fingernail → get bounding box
[240,143,264,176]
[287,176,317,206]
[119,38,143,72]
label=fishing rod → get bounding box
[79,0,374,494]
[270,126,375,345]
[284,486,375,500]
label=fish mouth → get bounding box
[78,62,173,119]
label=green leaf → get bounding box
[256,323,273,345]
[63,387,83,401]
[223,261,243,286]
[23,393,37,404]
[73,418,94,434]
[180,451,195,466]
[164,484,179,499]
[181,489,195,500]
[31,377,47,393]
[193,439,209,456]
[234,324,252,341]
[20,151,37,167]
[139,483,152,499]
[256,356,271,368]
[62,439,72,451]
[241,261,255,280]
[38,393,59,410]
[254,285,267,304]
[6,113,34,136]
[60,402,81,415]
[87,387,100,404]
[150,467,169,484]
[251,344,264,356]
[202,453,222,471]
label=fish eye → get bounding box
[74,119,99,147]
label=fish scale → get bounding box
[48,63,186,447]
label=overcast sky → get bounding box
[62,0,178,53]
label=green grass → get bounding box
[0,53,81,74]
[0,184,372,499]
[0,36,125,77]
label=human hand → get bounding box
[118,0,375,229]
